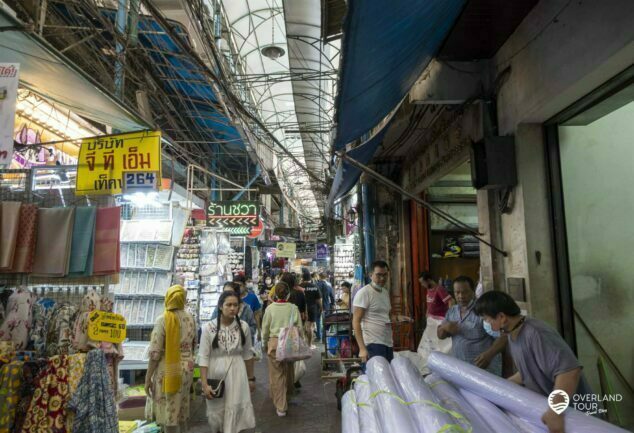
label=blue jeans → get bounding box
[315,312,323,340]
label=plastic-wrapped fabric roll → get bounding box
[428,351,630,433]
[391,357,465,433]
[459,388,522,433]
[353,375,383,433]
[425,373,492,433]
[342,390,360,433]
[505,411,548,433]
[366,357,417,433]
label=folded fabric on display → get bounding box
[93,206,121,275]
[32,207,76,276]
[10,204,38,273]
[0,202,22,270]
[342,389,360,433]
[69,206,97,276]
[427,351,630,433]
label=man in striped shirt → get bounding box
[437,275,506,375]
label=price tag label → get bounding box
[88,311,127,343]
[122,171,158,194]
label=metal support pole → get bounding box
[232,166,260,201]
[338,152,508,257]
[128,0,140,47]
[356,186,366,280]
[279,200,284,226]
[115,0,128,100]
[362,182,375,272]
[211,143,218,200]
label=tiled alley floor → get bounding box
[189,344,342,433]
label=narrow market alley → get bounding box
[189,345,341,433]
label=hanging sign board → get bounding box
[247,219,264,239]
[276,242,296,258]
[88,310,127,343]
[0,64,19,166]
[316,244,330,260]
[207,201,260,228]
[273,227,301,239]
[76,130,162,195]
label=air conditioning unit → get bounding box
[470,136,517,190]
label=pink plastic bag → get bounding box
[276,309,312,362]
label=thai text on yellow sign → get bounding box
[88,310,127,343]
[76,130,162,195]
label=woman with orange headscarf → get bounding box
[145,285,197,433]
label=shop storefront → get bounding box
[545,66,634,424]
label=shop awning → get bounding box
[0,6,148,132]
[333,0,466,150]
[326,122,389,213]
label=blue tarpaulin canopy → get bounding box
[333,0,466,150]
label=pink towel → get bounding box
[0,202,22,269]
[93,207,121,275]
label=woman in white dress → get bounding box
[198,291,256,433]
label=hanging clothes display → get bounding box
[68,207,97,276]
[46,304,79,357]
[0,360,23,433]
[12,360,47,433]
[32,207,76,277]
[30,298,56,356]
[92,207,121,276]
[0,202,22,270]
[0,288,38,350]
[67,350,118,433]
[11,204,38,273]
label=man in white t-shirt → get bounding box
[353,260,396,363]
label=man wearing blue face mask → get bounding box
[437,276,506,376]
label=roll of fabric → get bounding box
[69,206,97,276]
[425,373,492,433]
[428,351,630,433]
[31,207,75,276]
[342,390,360,433]
[460,388,522,433]
[4,204,37,273]
[505,411,548,433]
[0,201,22,269]
[353,375,383,433]
[93,207,121,276]
[391,357,463,433]
[366,356,417,433]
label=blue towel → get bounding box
[69,206,97,276]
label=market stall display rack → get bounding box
[175,226,201,324]
[333,240,355,287]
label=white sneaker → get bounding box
[310,345,317,350]
[276,410,287,417]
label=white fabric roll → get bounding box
[366,356,418,433]
[505,411,549,433]
[460,388,522,433]
[353,374,383,433]
[428,351,630,433]
[391,356,463,433]
[342,390,360,433]
[425,373,493,433]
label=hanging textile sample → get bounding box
[32,207,76,277]
[0,360,23,433]
[0,288,37,350]
[69,207,97,276]
[0,201,22,270]
[93,207,121,276]
[67,350,118,433]
[11,204,38,273]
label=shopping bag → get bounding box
[417,316,452,374]
[294,360,307,382]
[252,339,263,361]
[276,308,312,362]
